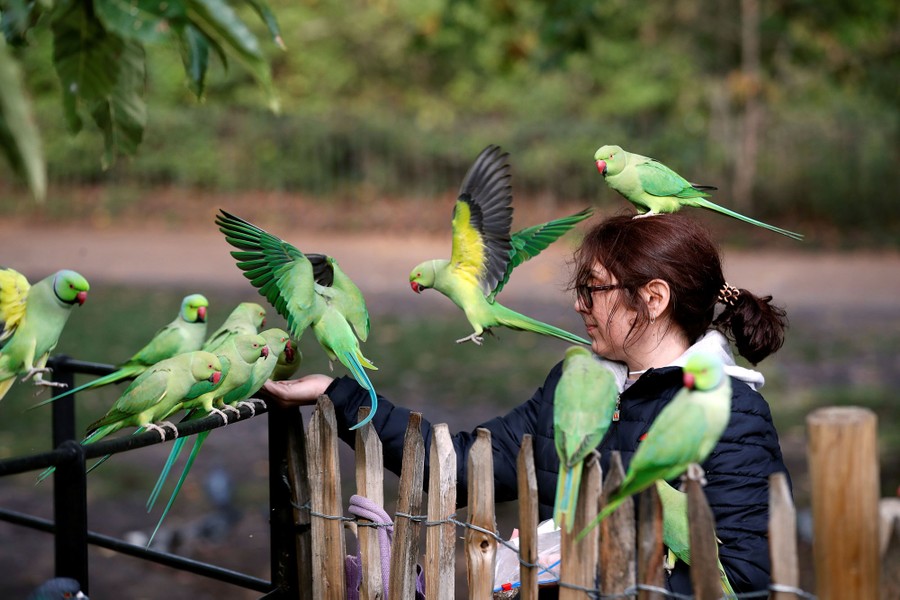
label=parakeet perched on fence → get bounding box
[0,268,89,402]
[33,293,209,406]
[409,145,593,346]
[553,346,619,533]
[593,144,803,240]
[577,351,732,540]
[201,301,266,354]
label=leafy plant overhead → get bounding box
[0,0,283,200]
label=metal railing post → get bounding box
[267,402,299,598]
[49,356,90,593]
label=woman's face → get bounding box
[573,261,637,362]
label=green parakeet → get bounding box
[201,301,266,353]
[577,351,732,540]
[36,351,223,482]
[594,144,804,241]
[181,333,269,423]
[553,346,619,533]
[656,479,737,599]
[214,209,380,430]
[32,293,209,406]
[0,268,89,401]
[146,329,288,545]
[409,145,593,346]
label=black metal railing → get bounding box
[0,355,305,598]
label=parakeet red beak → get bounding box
[410,281,422,294]
[284,342,296,362]
[683,371,696,390]
[261,346,270,358]
[73,291,87,305]
[210,371,222,384]
[595,160,608,176]
[197,306,207,322]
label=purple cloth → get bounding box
[344,494,426,599]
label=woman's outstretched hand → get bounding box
[261,374,335,408]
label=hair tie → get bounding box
[717,283,740,306]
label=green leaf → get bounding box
[179,23,211,98]
[244,0,285,50]
[94,0,188,45]
[186,0,279,111]
[0,39,46,201]
[89,40,147,168]
[51,1,121,132]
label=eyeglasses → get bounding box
[575,283,625,309]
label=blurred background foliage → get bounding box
[0,0,897,243]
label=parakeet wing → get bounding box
[628,397,714,479]
[216,210,317,338]
[489,207,593,301]
[307,254,370,341]
[448,145,513,297]
[636,160,709,199]
[88,369,171,430]
[0,267,29,345]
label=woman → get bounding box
[263,212,791,595]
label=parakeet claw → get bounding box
[223,405,242,419]
[34,379,68,389]
[145,423,173,442]
[209,407,229,425]
[685,463,707,486]
[22,367,53,382]
[455,333,484,345]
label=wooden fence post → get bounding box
[426,423,457,600]
[285,405,313,593]
[684,475,722,600]
[807,406,880,600]
[355,406,385,600]
[601,451,636,595]
[636,485,665,600]
[516,435,539,600]
[389,412,424,600]
[307,395,347,600]
[466,428,497,598]
[560,453,601,599]
[769,472,799,600]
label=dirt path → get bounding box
[2,221,898,314]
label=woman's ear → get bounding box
[643,278,671,320]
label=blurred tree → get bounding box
[0,0,285,200]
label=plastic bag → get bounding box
[492,519,562,598]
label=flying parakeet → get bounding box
[214,209,380,430]
[593,144,804,241]
[201,301,266,354]
[0,268,89,401]
[656,479,737,599]
[409,145,593,346]
[32,293,209,406]
[553,346,619,533]
[577,351,732,540]
[146,329,287,545]
[37,351,223,482]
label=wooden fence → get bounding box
[283,398,899,600]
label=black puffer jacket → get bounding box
[324,360,789,595]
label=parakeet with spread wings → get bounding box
[409,145,593,346]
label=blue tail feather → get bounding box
[147,436,188,511]
[341,351,378,430]
[148,431,210,547]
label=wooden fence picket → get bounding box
[769,471,799,600]
[389,412,425,600]
[426,423,457,600]
[285,406,313,592]
[466,428,497,598]
[307,395,347,599]
[560,454,601,599]
[600,452,635,595]
[516,435,539,600]
[685,475,722,600]
[637,485,665,600]
[354,406,385,600]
